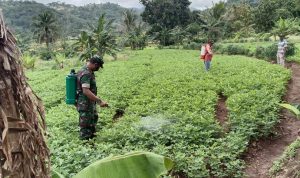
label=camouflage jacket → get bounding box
[76,66,97,111]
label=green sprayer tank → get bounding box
[66,69,77,105]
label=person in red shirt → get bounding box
[203,40,214,71]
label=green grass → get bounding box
[26,49,290,177]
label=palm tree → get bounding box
[123,9,138,33]
[271,18,300,39]
[92,14,118,58]
[32,11,59,49]
[74,14,118,60]
[122,10,147,50]
[0,11,50,177]
[198,10,224,41]
[73,31,95,60]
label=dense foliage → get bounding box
[73,14,118,60]
[140,0,191,45]
[0,1,133,37]
[26,49,290,177]
[32,11,59,48]
[1,0,300,47]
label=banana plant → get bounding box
[279,103,300,118]
[52,151,174,178]
[271,18,300,38]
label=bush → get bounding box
[223,45,250,55]
[255,46,266,59]
[212,43,223,53]
[182,42,201,50]
[255,43,297,61]
[286,43,296,57]
[192,38,206,44]
[22,53,37,69]
[264,44,277,61]
[39,48,56,60]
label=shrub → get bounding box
[192,38,206,44]
[22,53,37,69]
[223,45,250,55]
[255,46,266,59]
[182,42,201,50]
[264,44,278,61]
[286,43,296,57]
[255,43,296,60]
[39,48,56,60]
[212,43,223,53]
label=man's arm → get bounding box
[82,88,108,107]
[206,44,213,55]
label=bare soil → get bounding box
[216,93,228,125]
[243,62,300,178]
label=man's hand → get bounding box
[98,100,108,107]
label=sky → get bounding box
[33,0,223,9]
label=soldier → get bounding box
[76,55,108,140]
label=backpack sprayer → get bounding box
[65,69,124,120]
[66,69,77,105]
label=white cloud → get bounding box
[34,0,223,9]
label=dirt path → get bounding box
[244,62,300,178]
[216,93,228,126]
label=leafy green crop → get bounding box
[26,49,290,178]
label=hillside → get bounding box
[0,1,139,37]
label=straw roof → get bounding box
[0,9,50,178]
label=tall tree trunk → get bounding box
[0,10,50,178]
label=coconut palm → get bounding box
[32,11,59,49]
[0,10,50,177]
[123,9,138,33]
[74,14,118,60]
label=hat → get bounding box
[89,55,104,68]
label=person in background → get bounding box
[277,36,288,67]
[203,40,214,71]
[76,55,108,140]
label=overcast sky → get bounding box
[33,0,223,9]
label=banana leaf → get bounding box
[74,151,174,178]
[279,103,300,117]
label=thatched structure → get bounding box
[0,10,50,177]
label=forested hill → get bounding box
[227,0,258,5]
[0,1,138,37]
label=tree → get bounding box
[252,0,300,33]
[197,2,226,41]
[271,18,300,38]
[0,11,49,178]
[123,9,138,33]
[223,3,255,38]
[74,14,118,60]
[32,11,59,48]
[140,0,191,29]
[122,10,147,50]
[127,23,148,50]
[140,0,191,45]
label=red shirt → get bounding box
[204,44,213,61]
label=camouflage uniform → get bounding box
[76,66,98,140]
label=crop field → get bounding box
[26,49,290,177]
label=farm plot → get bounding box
[26,49,290,177]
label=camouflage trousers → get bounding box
[78,110,98,140]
